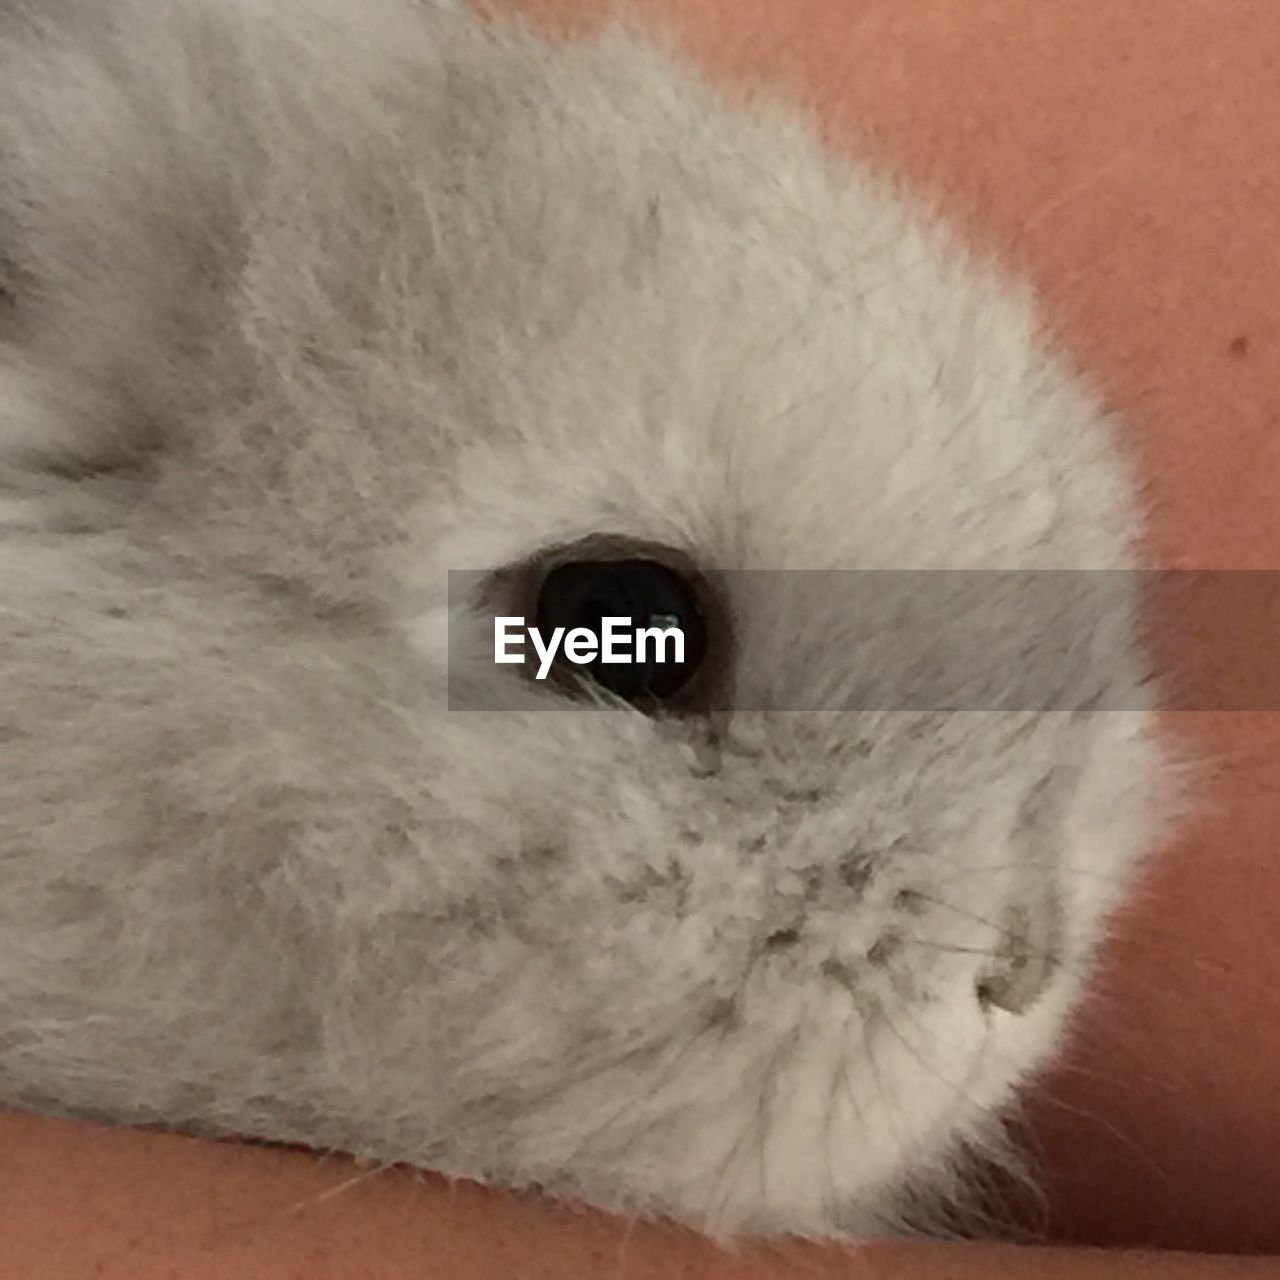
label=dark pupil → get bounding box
[534,559,706,702]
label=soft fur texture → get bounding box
[0,0,1172,1241]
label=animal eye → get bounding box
[533,551,709,705]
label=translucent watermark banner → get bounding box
[445,569,1279,712]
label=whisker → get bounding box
[1025,1089,1178,1193]
[920,857,1135,891]
[565,1016,727,1169]
[282,1157,396,1215]
[701,1028,794,1231]
[893,934,1090,982]
[906,890,1022,937]
[1011,151,1144,247]
[609,1210,640,1280]
[858,1004,916,1187]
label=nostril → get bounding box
[977,892,1063,1016]
[976,946,1056,1016]
[763,926,802,951]
[865,934,901,968]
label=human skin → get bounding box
[3,0,1280,1272]
[0,1111,1276,1279]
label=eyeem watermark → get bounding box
[495,616,685,681]
[447,570,1280,711]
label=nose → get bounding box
[974,892,1062,1016]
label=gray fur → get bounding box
[0,0,1173,1239]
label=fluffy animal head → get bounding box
[0,0,1172,1238]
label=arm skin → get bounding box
[0,1113,1274,1280]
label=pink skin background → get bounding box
[2,0,1279,1273]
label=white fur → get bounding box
[0,0,1173,1240]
